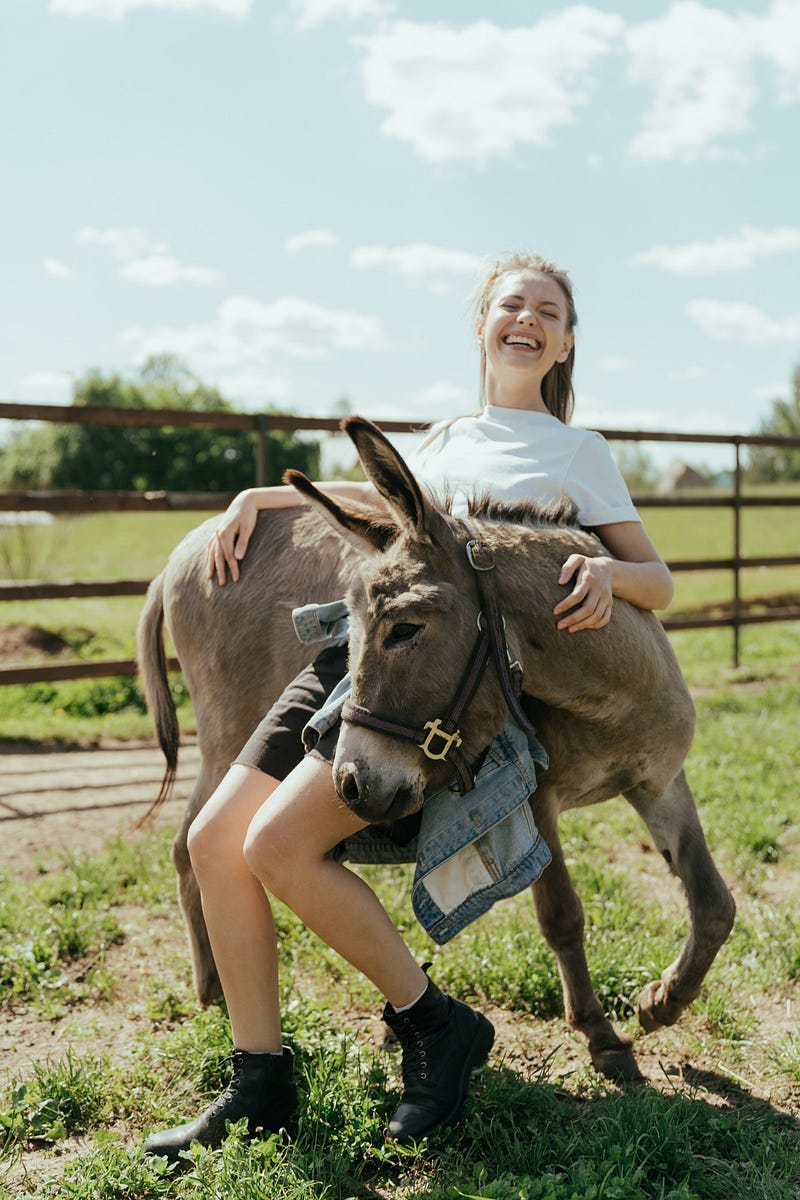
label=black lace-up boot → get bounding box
[383,974,494,1142]
[144,1047,297,1164]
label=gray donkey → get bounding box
[137,417,735,1082]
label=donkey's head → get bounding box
[285,418,511,823]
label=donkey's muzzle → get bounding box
[335,759,422,823]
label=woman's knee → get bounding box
[187,807,227,874]
[242,819,291,894]
[188,766,277,874]
[187,798,250,876]
[243,760,356,896]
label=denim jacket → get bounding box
[292,600,551,943]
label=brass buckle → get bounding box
[420,718,462,761]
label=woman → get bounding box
[144,254,672,1162]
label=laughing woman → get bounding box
[144,253,672,1162]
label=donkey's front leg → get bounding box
[626,770,735,1032]
[530,801,642,1081]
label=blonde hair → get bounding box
[474,252,578,424]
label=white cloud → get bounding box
[209,371,293,409]
[756,0,800,104]
[598,356,632,372]
[575,392,738,436]
[626,1,800,162]
[120,254,222,287]
[284,229,341,254]
[76,225,221,287]
[77,226,158,258]
[291,0,390,31]
[50,0,250,18]
[350,242,484,291]
[632,225,800,274]
[119,294,387,378]
[355,10,624,164]
[43,257,74,280]
[686,299,800,344]
[573,394,663,430]
[406,381,469,416]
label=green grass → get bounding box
[16,1059,797,1200]
[0,512,217,583]
[0,673,194,743]
[0,835,177,1017]
[2,674,800,1194]
[641,501,799,618]
[3,1001,799,1200]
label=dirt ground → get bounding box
[0,739,200,1084]
[1,737,799,1187]
[0,738,199,877]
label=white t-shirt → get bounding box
[408,406,640,528]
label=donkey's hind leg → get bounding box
[625,769,735,1032]
[171,757,226,1005]
[530,801,642,1082]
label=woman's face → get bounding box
[477,270,574,388]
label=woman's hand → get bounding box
[206,492,259,585]
[554,554,614,632]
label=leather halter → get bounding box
[341,537,538,795]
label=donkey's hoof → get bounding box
[591,1043,644,1083]
[637,980,681,1032]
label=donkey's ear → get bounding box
[283,470,397,557]
[342,416,431,535]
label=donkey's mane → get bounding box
[428,487,581,530]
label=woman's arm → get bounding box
[206,480,379,585]
[554,521,673,633]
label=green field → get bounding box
[2,498,800,1196]
[1,676,799,1198]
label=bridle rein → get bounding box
[341,537,537,795]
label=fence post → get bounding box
[733,441,742,669]
[255,414,269,486]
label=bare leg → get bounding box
[171,756,228,1005]
[243,755,428,1009]
[187,765,288,1051]
[188,759,427,1054]
[530,795,641,1081]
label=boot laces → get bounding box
[396,1015,429,1083]
[206,1052,247,1117]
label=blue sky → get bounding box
[2,0,799,472]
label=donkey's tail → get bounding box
[136,570,179,824]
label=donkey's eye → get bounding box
[386,622,423,648]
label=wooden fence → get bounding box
[1,400,799,684]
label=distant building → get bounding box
[656,460,709,495]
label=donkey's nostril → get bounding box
[340,769,362,808]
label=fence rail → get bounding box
[2,401,799,683]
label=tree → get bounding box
[0,357,320,492]
[748,365,800,482]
